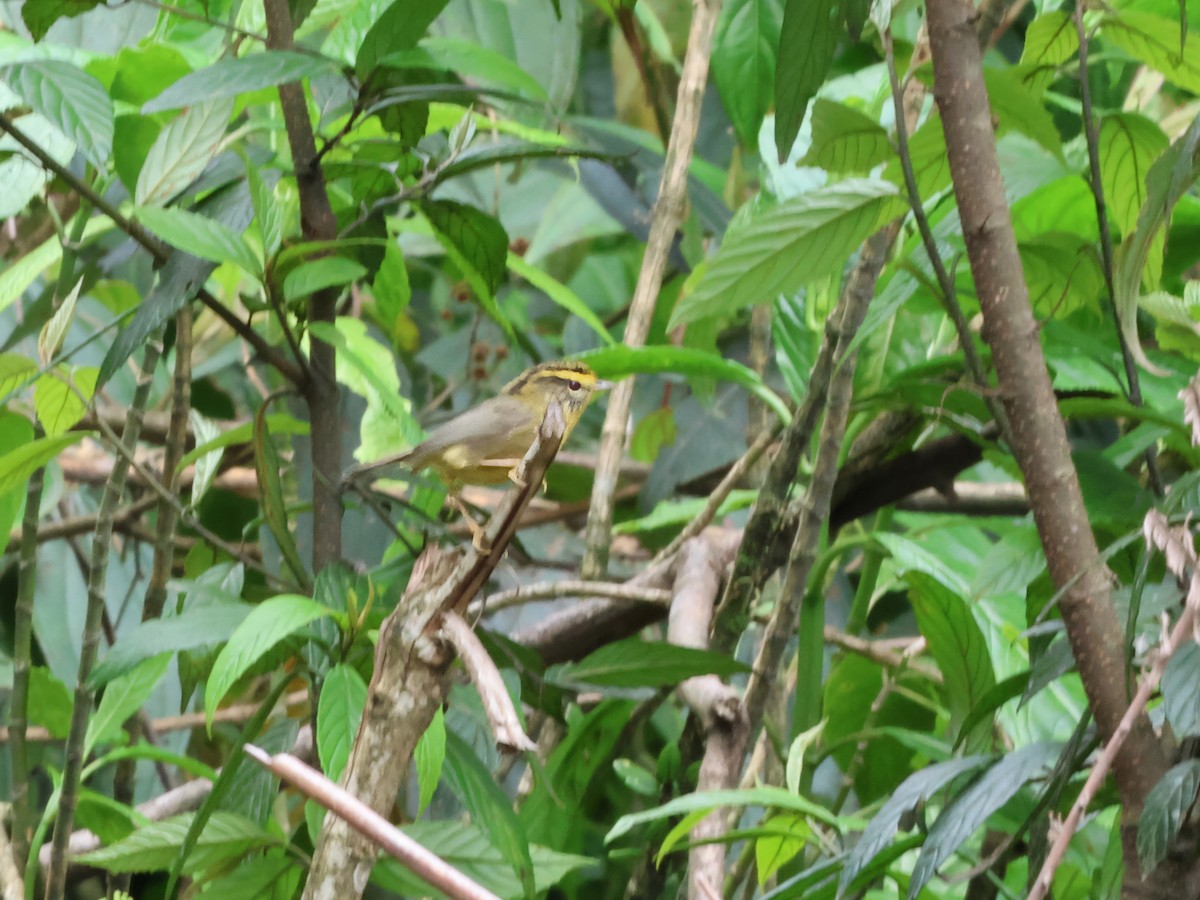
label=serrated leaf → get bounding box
[37,276,82,367]
[444,731,536,898]
[205,595,329,727]
[671,179,906,328]
[90,602,253,687]
[143,52,338,113]
[556,638,749,689]
[317,664,367,782]
[800,99,890,173]
[1138,760,1200,875]
[1,60,113,167]
[908,742,1059,898]
[136,205,261,274]
[86,653,172,754]
[0,431,85,494]
[839,756,991,894]
[77,812,276,874]
[774,0,840,161]
[1099,113,1169,237]
[136,98,236,207]
[414,706,446,816]
[712,0,782,146]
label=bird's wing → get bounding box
[406,395,535,469]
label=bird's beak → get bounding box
[594,379,615,391]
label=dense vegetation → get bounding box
[1,0,1199,896]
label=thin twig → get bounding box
[474,581,671,617]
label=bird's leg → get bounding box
[448,493,490,553]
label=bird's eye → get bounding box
[568,380,582,391]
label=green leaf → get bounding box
[882,112,950,199]
[909,743,1060,898]
[136,98,236,207]
[1020,11,1077,70]
[28,666,74,738]
[556,638,750,689]
[35,366,97,438]
[205,595,330,728]
[712,0,782,146]
[983,67,1062,159]
[282,256,367,303]
[800,99,891,173]
[247,163,286,260]
[774,0,840,161]
[629,408,677,463]
[379,37,548,101]
[414,706,446,816]
[444,731,536,898]
[136,205,261,274]
[1102,11,1200,94]
[671,179,906,328]
[607,786,841,844]
[253,403,308,587]
[838,756,991,894]
[755,813,812,885]
[614,490,757,535]
[20,0,104,40]
[356,0,453,77]
[1162,641,1200,738]
[0,411,32,556]
[1,60,113,168]
[176,413,309,472]
[37,276,82,367]
[1019,233,1105,317]
[1138,760,1200,875]
[904,572,996,744]
[317,664,367,783]
[421,199,508,298]
[77,811,276,874]
[1099,113,1169,237]
[86,653,172,754]
[577,344,790,423]
[143,52,338,113]
[506,253,615,345]
[0,431,85,495]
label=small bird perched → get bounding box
[344,359,612,544]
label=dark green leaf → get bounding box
[774,0,840,161]
[444,731,536,898]
[712,0,782,146]
[421,199,509,299]
[356,0,453,77]
[1,60,113,167]
[1138,759,1200,874]
[671,179,905,328]
[20,0,104,41]
[909,742,1060,898]
[254,402,309,587]
[143,52,339,113]
[556,638,749,689]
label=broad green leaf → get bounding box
[800,99,890,173]
[909,743,1060,898]
[379,37,548,100]
[444,731,535,898]
[507,254,615,345]
[28,666,74,739]
[755,813,812,885]
[143,52,338,113]
[0,432,85,495]
[1162,641,1200,738]
[205,595,330,727]
[0,112,76,218]
[1099,113,1169,237]
[356,0,453,77]
[577,344,790,423]
[136,205,261,275]
[671,179,906,328]
[839,756,991,894]
[882,112,950,199]
[629,408,677,463]
[774,0,839,161]
[904,572,996,743]
[1,60,113,168]
[282,256,367,303]
[86,653,173,754]
[136,98,236,207]
[77,811,276,874]
[1020,11,1076,70]
[556,638,750,689]
[414,706,446,816]
[983,67,1062,159]
[21,0,104,40]
[192,852,301,900]
[34,366,97,438]
[317,664,367,783]
[247,162,285,260]
[712,0,782,146]
[0,410,34,555]
[607,786,841,844]
[1102,11,1200,94]
[1138,760,1200,875]
[372,822,594,897]
[1019,233,1105,317]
